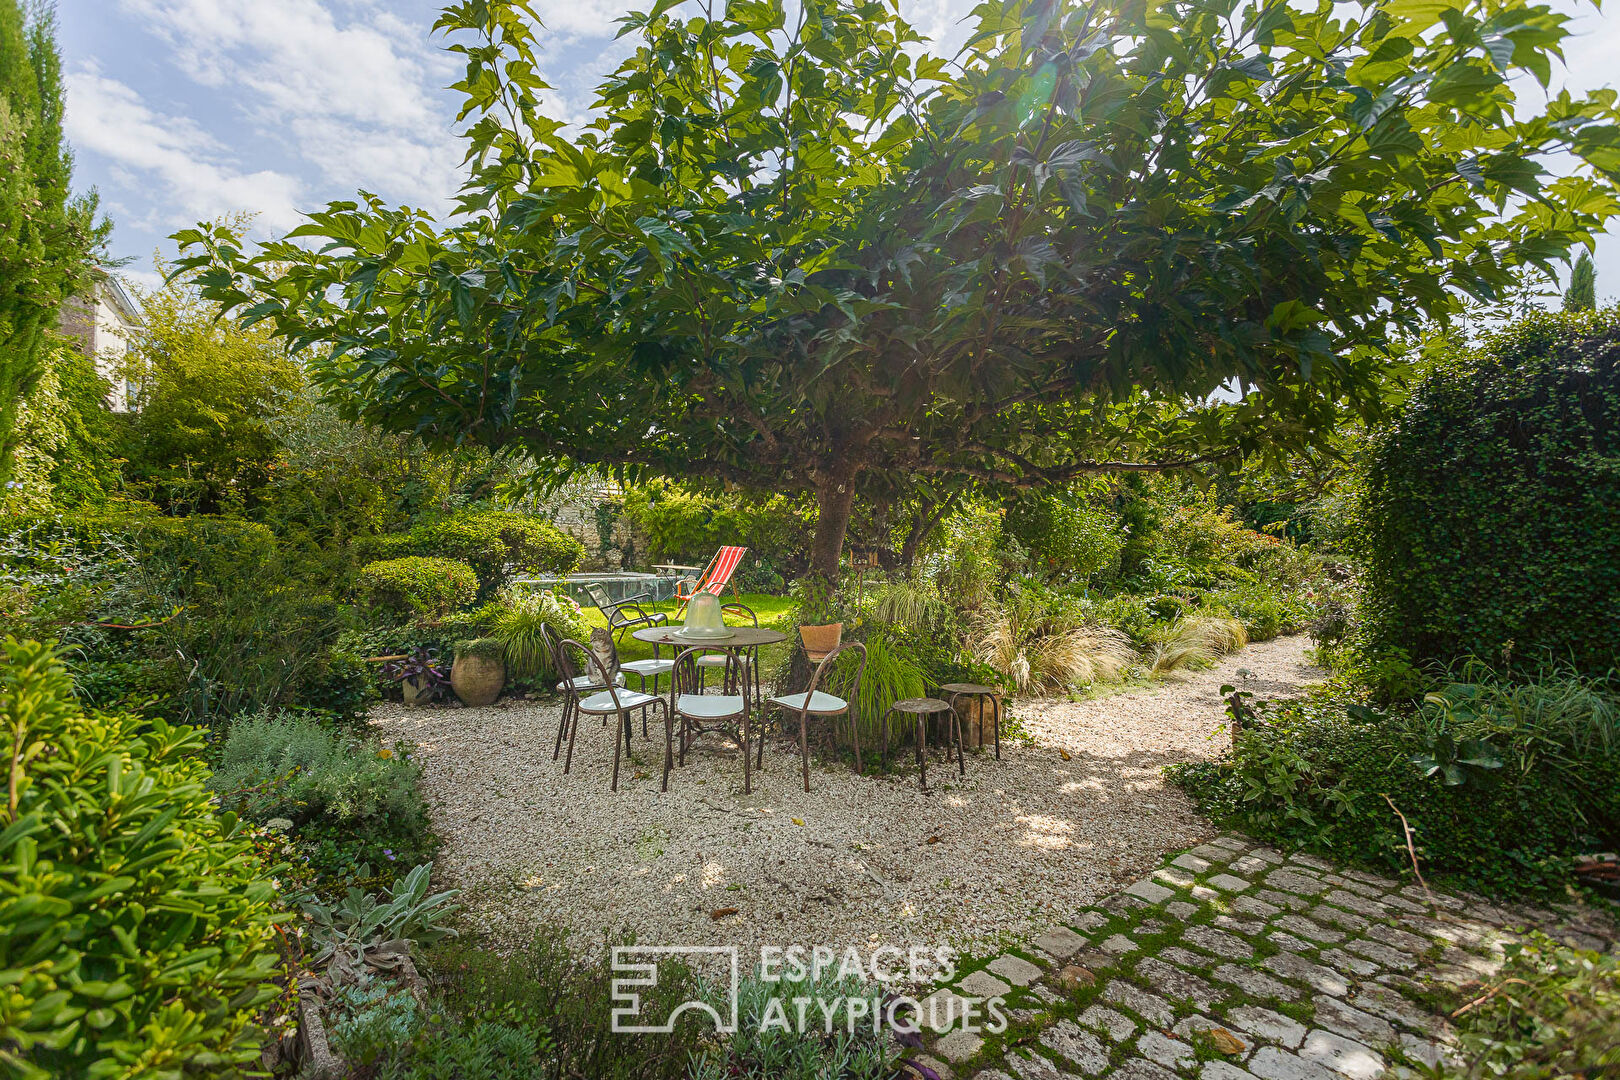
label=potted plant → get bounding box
[450,638,506,706]
[794,575,845,662]
[383,647,449,705]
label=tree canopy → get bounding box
[179,0,1620,576]
[1564,249,1596,310]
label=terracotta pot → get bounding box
[401,676,434,706]
[799,622,843,662]
[451,655,505,706]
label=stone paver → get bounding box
[1248,1046,1338,1080]
[1126,879,1175,904]
[937,1030,985,1063]
[1137,956,1224,1010]
[1183,925,1254,959]
[1102,981,1175,1027]
[1312,995,1396,1047]
[1034,926,1089,959]
[1077,1004,1135,1042]
[987,954,1044,987]
[1136,1030,1195,1071]
[1212,963,1300,1002]
[926,833,1616,1080]
[1299,1029,1384,1080]
[1225,1005,1307,1048]
[959,970,1013,998]
[1040,1021,1109,1074]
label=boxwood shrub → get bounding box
[357,556,478,618]
[0,638,281,1077]
[1357,309,1620,676]
[360,510,586,599]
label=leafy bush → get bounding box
[358,556,479,619]
[1358,309,1620,677]
[1003,489,1124,582]
[0,510,357,725]
[420,928,705,1080]
[690,970,902,1080]
[210,710,438,889]
[622,478,815,572]
[1200,584,1309,642]
[0,638,281,1078]
[1447,933,1620,1077]
[455,636,506,660]
[414,509,585,596]
[1168,667,1620,897]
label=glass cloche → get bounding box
[681,591,733,639]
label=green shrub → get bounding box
[622,478,815,572]
[209,710,438,889]
[420,928,704,1080]
[411,509,584,597]
[690,970,902,1080]
[1447,933,1620,1076]
[359,557,479,619]
[0,510,357,725]
[1003,489,1124,583]
[454,636,505,660]
[0,638,281,1077]
[1168,667,1620,897]
[293,639,379,725]
[1358,308,1620,677]
[1201,583,1311,641]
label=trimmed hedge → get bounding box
[358,557,478,618]
[1358,309,1620,676]
[0,638,281,1076]
[360,510,585,599]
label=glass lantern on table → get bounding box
[681,591,733,639]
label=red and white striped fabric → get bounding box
[702,546,748,594]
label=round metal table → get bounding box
[631,626,788,792]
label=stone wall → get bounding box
[528,478,649,571]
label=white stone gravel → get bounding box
[371,635,1321,956]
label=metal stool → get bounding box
[939,682,1001,759]
[882,697,958,790]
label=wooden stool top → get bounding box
[939,682,998,696]
[888,697,953,715]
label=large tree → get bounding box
[179,0,1620,579]
[0,1,104,483]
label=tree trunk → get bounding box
[808,464,857,583]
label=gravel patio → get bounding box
[370,636,1321,956]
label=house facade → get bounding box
[57,272,141,410]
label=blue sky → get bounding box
[58,0,1620,300]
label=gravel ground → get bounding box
[372,636,1321,958]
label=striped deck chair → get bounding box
[675,545,748,616]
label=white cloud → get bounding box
[114,0,465,211]
[64,66,304,233]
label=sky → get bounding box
[57,0,1620,300]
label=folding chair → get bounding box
[674,546,748,616]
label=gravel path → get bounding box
[372,636,1321,957]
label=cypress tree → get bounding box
[0,0,104,485]
[1564,250,1597,312]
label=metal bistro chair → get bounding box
[766,642,867,792]
[557,638,672,791]
[543,624,625,762]
[669,647,753,794]
[584,582,669,644]
[695,603,762,710]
